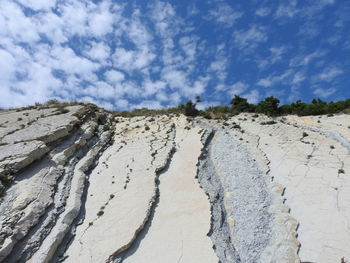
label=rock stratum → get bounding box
[0,103,349,263]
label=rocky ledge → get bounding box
[0,104,349,263]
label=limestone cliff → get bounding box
[0,104,349,263]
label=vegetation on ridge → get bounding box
[195,95,350,118]
[5,96,350,119]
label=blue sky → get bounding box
[0,0,349,110]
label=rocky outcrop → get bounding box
[0,103,114,262]
[0,106,349,263]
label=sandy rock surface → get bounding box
[0,106,349,263]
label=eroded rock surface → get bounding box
[0,106,349,263]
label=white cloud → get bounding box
[179,36,197,61]
[2,0,340,111]
[298,22,320,39]
[242,89,260,104]
[51,46,99,79]
[209,60,227,72]
[269,46,286,63]
[85,41,111,62]
[133,100,163,109]
[207,3,242,26]
[255,8,270,17]
[318,67,343,82]
[208,44,229,82]
[167,92,181,106]
[142,80,167,97]
[291,72,306,85]
[115,99,129,110]
[287,86,301,102]
[187,2,199,16]
[275,1,336,22]
[105,70,125,84]
[17,0,57,11]
[257,70,292,87]
[150,1,179,37]
[0,49,16,84]
[258,46,287,69]
[16,63,61,105]
[229,81,249,96]
[112,48,134,69]
[128,10,154,48]
[186,76,209,97]
[0,1,40,43]
[289,50,326,67]
[233,25,267,50]
[162,69,188,90]
[275,2,299,18]
[88,1,115,37]
[313,88,336,98]
[59,2,90,36]
[112,47,155,72]
[94,82,115,99]
[37,12,67,44]
[257,79,273,87]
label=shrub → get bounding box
[47,99,60,105]
[0,172,11,184]
[302,132,309,138]
[199,110,212,119]
[338,169,345,174]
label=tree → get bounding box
[184,100,198,116]
[178,96,201,117]
[230,95,254,113]
[289,100,307,115]
[256,96,280,116]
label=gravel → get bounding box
[196,121,273,262]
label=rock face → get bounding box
[0,105,349,263]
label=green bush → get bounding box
[256,96,280,116]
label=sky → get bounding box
[0,0,349,110]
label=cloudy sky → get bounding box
[0,0,349,110]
